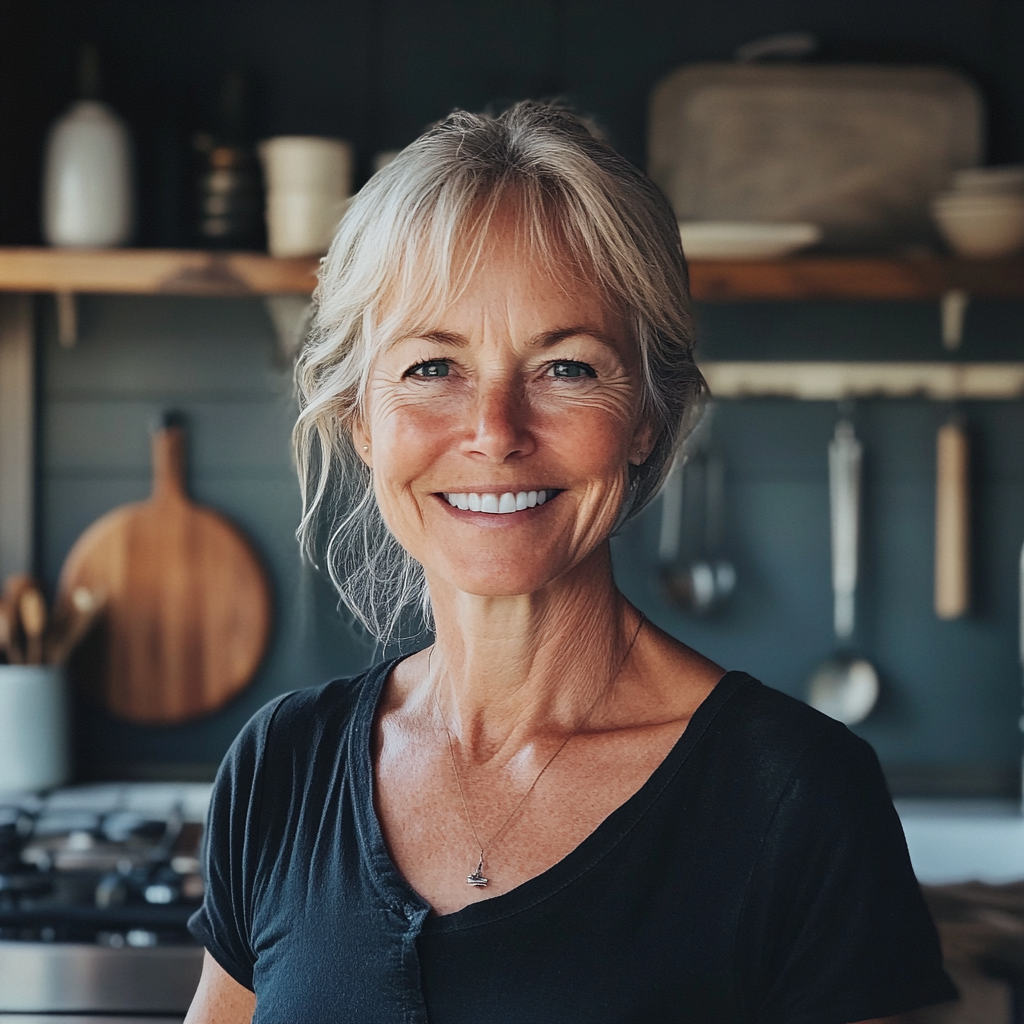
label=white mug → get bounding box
[258,136,353,196]
[265,191,350,258]
[0,665,70,792]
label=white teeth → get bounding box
[447,490,553,513]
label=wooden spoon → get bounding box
[934,418,970,619]
[19,586,47,665]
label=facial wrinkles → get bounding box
[359,237,649,595]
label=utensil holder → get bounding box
[0,665,70,791]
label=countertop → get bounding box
[897,799,1024,884]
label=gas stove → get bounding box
[0,783,209,1018]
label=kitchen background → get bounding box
[1,0,1023,793]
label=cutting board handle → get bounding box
[151,413,188,503]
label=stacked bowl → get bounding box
[258,136,353,257]
[931,165,1024,258]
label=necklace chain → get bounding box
[430,612,646,887]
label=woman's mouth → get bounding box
[441,489,558,514]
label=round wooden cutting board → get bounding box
[56,417,273,724]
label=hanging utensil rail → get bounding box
[699,362,1024,401]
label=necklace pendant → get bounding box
[467,855,489,887]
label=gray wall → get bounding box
[36,293,1024,793]
[38,296,376,777]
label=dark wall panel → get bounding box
[5,0,1023,792]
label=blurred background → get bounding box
[1,0,1021,792]
[1,2,1024,1020]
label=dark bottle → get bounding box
[193,69,263,249]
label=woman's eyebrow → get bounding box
[391,329,468,349]
[532,325,618,350]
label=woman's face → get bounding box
[353,224,652,599]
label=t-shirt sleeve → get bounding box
[737,729,958,1024]
[188,694,291,991]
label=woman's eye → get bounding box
[549,361,597,379]
[406,360,450,378]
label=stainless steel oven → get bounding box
[0,783,209,1021]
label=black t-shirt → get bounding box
[189,660,956,1024]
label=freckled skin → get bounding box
[186,220,909,1024]
[354,247,648,600]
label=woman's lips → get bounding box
[441,489,557,513]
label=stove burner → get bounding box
[0,783,210,946]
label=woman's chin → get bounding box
[424,543,609,601]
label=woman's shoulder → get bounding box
[706,672,887,801]
[223,658,397,773]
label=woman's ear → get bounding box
[629,420,657,466]
[352,420,372,467]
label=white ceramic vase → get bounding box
[0,665,71,792]
[42,99,135,247]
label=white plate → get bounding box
[679,221,822,259]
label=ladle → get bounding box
[807,416,879,724]
[659,433,736,613]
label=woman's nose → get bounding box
[462,379,535,462]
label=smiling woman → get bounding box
[292,103,703,640]
[184,103,956,1024]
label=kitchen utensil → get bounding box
[659,429,736,614]
[19,585,47,665]
[807,417,879,724]
[55,414,272,724]
[704,454,737,604]
[42,44,134,248]
[678,221,821,259]
[2,574,35,665]
[931,192,1024,258]
[660,453,715,612]
[934,419,970,619]
[0,599,14,664]
[45,586,104,667]
[0,664,70,790]
[649,63,982,249]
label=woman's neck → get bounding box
[424,542,640,760]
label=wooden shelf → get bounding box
[0,247,1020,301]
[688,255,1024,301]
[0,247,318,296]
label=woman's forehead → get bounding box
[381,229,620,338]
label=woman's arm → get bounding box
[183,950,257,1024]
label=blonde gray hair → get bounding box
[293,101,704,641]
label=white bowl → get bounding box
[932,193,1024,258]
[950,165,1024,196]
[678,221,822,260]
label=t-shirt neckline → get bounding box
[350,656,756,930]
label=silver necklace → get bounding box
[430,613,646,887]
